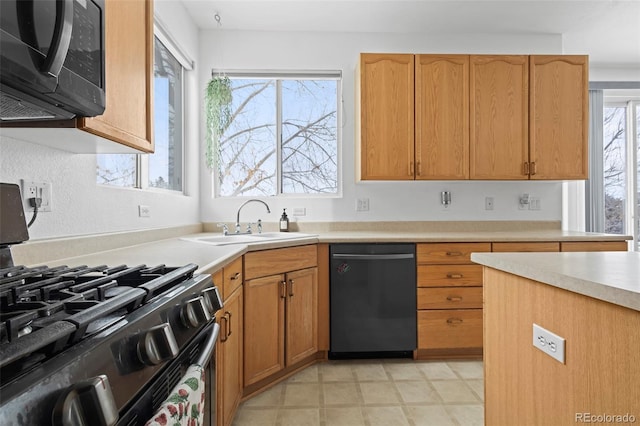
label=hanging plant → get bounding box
[205,75,233,170]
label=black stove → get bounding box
[0,262,223,425]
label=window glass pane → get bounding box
[636,105,640,250]
[603,106,627,234]
[218,79,276,197]
[96,154,136,187]
[150,38,183,191]
[281,80,338,194]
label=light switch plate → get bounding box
[533,323,565,364]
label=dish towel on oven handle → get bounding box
[145,364,206,426]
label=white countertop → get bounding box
[471,251,640,312]
[13,227,631,270]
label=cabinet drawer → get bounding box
[417,243,491,264]
[417,265,483,287]
[223,257,243,300]
[418,287,482,309]
[244,245,318,280]
[560,241,628,252]
[492,242,559,252]
[418,309,483,349]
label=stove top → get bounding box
[0,261,223,426]
[0,263,201,381]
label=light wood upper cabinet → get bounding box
[359,54,415,180]
[529,55,588,179]
[79,0,154,152]
[358,52,588,181]
[415,55,469,179]
[470,55,529,180]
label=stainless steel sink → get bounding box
[182,232,317,246]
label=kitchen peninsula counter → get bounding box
[474,251,640,425]
[471,251,640,311]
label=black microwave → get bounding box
[0,0,105,121]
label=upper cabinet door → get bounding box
[78,0,154,153]
[529,55,588,180]
[359,54,415,180]
[415,55,469,180]
[470,55,529,180]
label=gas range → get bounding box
[0,262,222,425]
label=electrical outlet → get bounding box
[356,198,370,212]
[529,197,541,210]
[485,197,494,210]
[292,207,306,216]
[20,180,52,212]
[532,323,565,364]
[138,205,151,218]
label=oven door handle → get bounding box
[195,322,220,367]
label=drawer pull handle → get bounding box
[220,315,229,342]
[446,251,463,257]
[230,272,241,281]
[446,273,464,279]
[280,281,287,299]
[446,296,463,302]
[446,318,464,325]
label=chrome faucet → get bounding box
[235,199,271,234]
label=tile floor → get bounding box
[232,359,484,426]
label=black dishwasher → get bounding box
[330,243,416,357]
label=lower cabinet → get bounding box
[416,242,490,358]
[243,245,319,388]
[215,269,243,426]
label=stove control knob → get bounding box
[201,287,223,316]
[181,296,212,328]
[52,375,118,426]
[137,323,179,366]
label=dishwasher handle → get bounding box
[331,253,414,260]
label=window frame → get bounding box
[95,24,190,194]
[210,70,343,199]
[585,84,640,251]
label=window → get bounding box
[603,97,640,250]
[150,37,183,190]
[96,35,185,192]
[587,86,640,251]
[211,72,340,197]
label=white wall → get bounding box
[0,1,201,240]
[199,30,565,225]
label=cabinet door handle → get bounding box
[288,279,295,297]
[225,311,232,338]
[446,318,464,325]
[417,161,422,177]
[220,315,229,342]
[280,281,287,299]
[530,162,537,176]
[446,296,463,302]
[445,251,463,257]
[230,272,241,281]
[523,161,530,175]
[409,161,415,176]
[446,273,463,279]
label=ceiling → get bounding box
[178,0,640,67]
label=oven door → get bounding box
[117,322,220,426]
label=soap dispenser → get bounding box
[279,209,289,232]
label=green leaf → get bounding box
[191,403,200,419]
[167,394,188,404]
[183,377,199,391]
